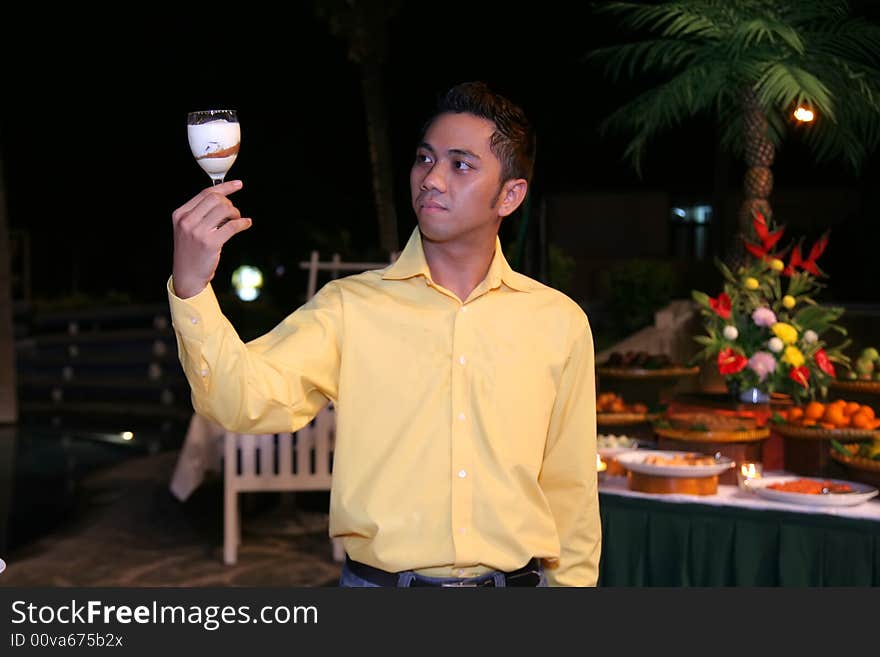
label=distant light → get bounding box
[237,287,259,301]
[793,106,815,122]
[232,265,263,302]
[121,431,134,441]
[672,207,686,218]
[275,265,286,277]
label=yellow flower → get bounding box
[771,322,798,345]
[744,277,760,290]
[782,295,796,309]
[770,259,784,272]
[781,345,805,368]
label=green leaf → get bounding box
[692,290,711,307]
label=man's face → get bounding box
[410,112,513,245]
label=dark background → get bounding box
[2,1,879,309]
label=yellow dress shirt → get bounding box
[168,227,601,586]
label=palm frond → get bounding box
[600,61,731,174]
[754,61,836,120]
[729,17,805,55]
[808,17,880,65]
[594,2,725,39]
[586,39,702,81]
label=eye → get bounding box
[415,152,433,165]
[454,160,473,171]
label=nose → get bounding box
[419,163,446,193]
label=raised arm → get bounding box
[168,181,341,434]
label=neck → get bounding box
[421,230,498,302]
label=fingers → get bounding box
[199,202,241,232]
[177,190,240,231]
[172,180,243,225]
[215,217,253,243]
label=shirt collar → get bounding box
[382,227,534,293]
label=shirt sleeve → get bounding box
[167,276,342,434]
[538,314,601,586]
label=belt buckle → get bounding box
[440,580,480,587]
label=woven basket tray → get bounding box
[772,423,880,440]
[653,426,770,443]
[597,412,648,425]
[597,366,700,379]
[830,379,880,395]
[829,450,880,473]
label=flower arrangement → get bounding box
[691,211,850,403]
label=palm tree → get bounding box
[314,0,401,255]
[0,154,18,424]
[587,0,880,255]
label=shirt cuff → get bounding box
[167,276,225,338]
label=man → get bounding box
[168,82,601,586]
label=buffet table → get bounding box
[597,474,880,586]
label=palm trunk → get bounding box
[725,87,776,269]
[360,58,398,254]
[738,87,775,232]
[0,155,18,424]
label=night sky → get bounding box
[2,2,878,306]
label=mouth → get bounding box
[419,201,447,212]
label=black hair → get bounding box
[424,81,536,185]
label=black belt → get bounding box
[345,556,542,587]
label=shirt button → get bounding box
[458,412,466,421]
[200,368,208,377]
[459,355,466,365]
[458,527,467,535]
[190,317,199,324]
[458,469,467,478]
[460,306,468,313]
[456,569,466,577]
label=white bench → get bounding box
[223,404,340,565]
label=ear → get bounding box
[497,179,528,218]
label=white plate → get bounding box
[744,476,879,507]
[0,558,5,575]
[614,450,734,478]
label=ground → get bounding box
[0,451,341,587]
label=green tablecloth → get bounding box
[598,492,880,586]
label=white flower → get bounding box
[804,330,818,344]
[723,325,739,341]
[768,337,784,353]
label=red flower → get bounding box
[784,232,829,277]
[814,349,836,377]
[789,366,810,388]
[717,348,748,375]
[744,211,786,262]
[709,292,732,320]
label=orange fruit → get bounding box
[819,422,837,429]
[823,405,849,427]
[804,402,825,420]
[870,419,880,430]
[844,402,861,417]
[788,407,804,422]
[802,419,818,426]
[858,406,876,420]
[851,413,872,430]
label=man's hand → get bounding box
[171,180,252,298]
